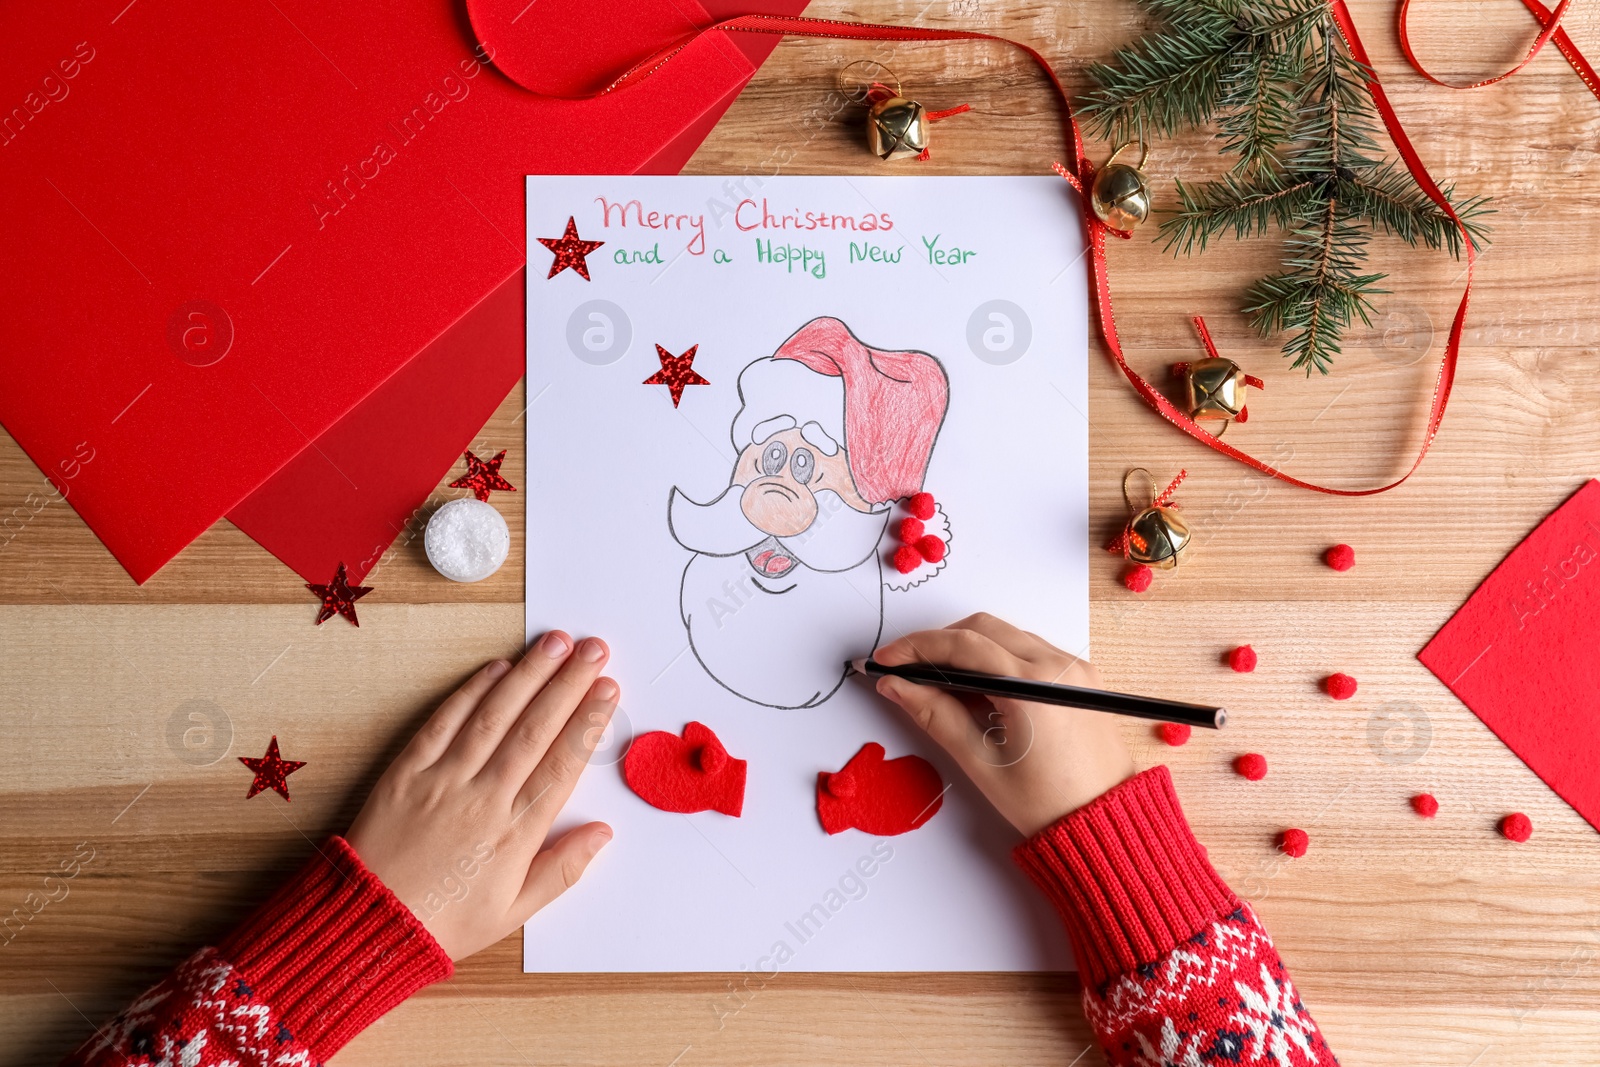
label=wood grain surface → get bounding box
[3,1,1599,1064]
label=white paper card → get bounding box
[524,175,1088,972]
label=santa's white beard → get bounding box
[671,487,888,708]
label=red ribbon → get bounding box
[1398,0,1600,101]
[473,7,1476,496]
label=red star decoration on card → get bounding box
[643,343,710,407]
[537,216,605,280]
[448,448,516,502]
[239,736,306,801]
[306,562,371,627]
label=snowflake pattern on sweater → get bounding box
[1013,766,1338,1067]
[62,947,320,1067]
[1087,905,1336,1067]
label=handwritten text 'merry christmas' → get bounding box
[595,196,892,252]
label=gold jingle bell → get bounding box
[1125,504,1191,568]
[1179,357,1265,422]
[868,95,929,161]
[1114,468,1191,570]
[1090,143,1152,233]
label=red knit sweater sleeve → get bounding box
[1013,766,1339,1066]
[60,836,452,1067]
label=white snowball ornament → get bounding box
[425,497,510,583]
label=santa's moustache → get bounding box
[669,485,889,573]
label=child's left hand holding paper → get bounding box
[347,630,619,961]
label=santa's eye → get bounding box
[760,440,788,476]
[790,448,815,484]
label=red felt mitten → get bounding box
[623,721,746,816]
[816,742,944,836]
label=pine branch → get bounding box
[1160,173,1319,253]
[1341,164,1494,254]
[1080,0,1491,373]
[1215,47,1300,175]
[1080,29,1239,144]
[1136,0,1249,30]
[1245,204,1387,375]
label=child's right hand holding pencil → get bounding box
[871,613,1137,836]
[878,613,1336,1066]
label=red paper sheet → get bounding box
[1419,479,1600,832]
[0,0,797,584]
[225,0,806,585]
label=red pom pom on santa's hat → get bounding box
[1158,722,1191,747]
[1278,828,1309,858]
[1499,812,1532,842]
[1325,543,1356,571]
[1229,645,1257,673]
[897,518,925,544]
[915,535,947,563]
[1323,672,1358,700]
[907,492,936,520]
[893,545,922,574]
[1234,752,1268,780]
[1411,793,1439,818]
[1123,564,1153,593]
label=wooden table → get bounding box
[4,2,1598,1063]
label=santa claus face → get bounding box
[733,427,873,539]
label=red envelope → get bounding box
[1419,479,1600,833]
[0,0,801,584]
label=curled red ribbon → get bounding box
[1398,0,1600,101]
[472,5,1477,496]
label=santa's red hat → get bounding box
[742,317,947,505]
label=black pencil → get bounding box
[847,658,1226,729]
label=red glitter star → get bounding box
[643,343,710,407]
[239,736,306,801]
[448,448,516,502]
[537,216,605,280]
[306,562,371,627]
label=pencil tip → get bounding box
[844,658,868,676]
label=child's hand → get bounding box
[346,631,617,961]
[872,614,1135,837]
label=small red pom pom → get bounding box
[915,535,947,563]
[1411,793,1439,818]
[1234,752,1268,780]
[1500,812,1532,842]
[907,492,935,520]
[1278,828,1309,857]
[1123,564,1153,592]
[893,545,922,574]
[826,770,856,798]
[897,518,925,544]
[1325,544,1355,571]
[1158,722,1191,747]
[1324,673,1358,700]
[1229,645,1257,673]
